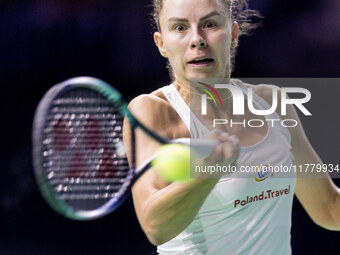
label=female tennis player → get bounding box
[124,0,340,254]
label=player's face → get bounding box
[154,0,238,82]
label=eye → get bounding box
[203,21,217,29]
[173,24,187,32]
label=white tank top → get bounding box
[157,79,296,255]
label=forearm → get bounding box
[139,177,218,245]
[293,135,340,230]
[324,185,340,230]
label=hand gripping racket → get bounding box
[32,77,217,220]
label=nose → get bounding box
[190,29,207,50]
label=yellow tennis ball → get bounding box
[152,144,191,182]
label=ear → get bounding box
[231,21,239,43]
[154,32,168,58]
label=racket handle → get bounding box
[174,138,219,158]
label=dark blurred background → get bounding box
[0,0,339,254]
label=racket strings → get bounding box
[42,88,130,210]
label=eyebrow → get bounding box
[167,11,221,23]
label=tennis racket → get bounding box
[32,76,217,220]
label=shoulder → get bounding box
[243,82,281,105]
[243,81,305,140]
[128,85,172,108]
[128,87,173,120]
[128,91,168,114]
[243,82,284,116]
[127,87,182,138]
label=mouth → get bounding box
[188,57,214,66]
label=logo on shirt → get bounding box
[254,165,273,182]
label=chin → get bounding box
[187,72,221,82]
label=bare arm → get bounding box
[124,95,239,245]
[258,84,340,230]
[132,168,219,245]
[286,97,340,230]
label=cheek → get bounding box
[164,37,187,63]
[215,30,231,48]
[211,31,231,59]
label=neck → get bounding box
[173,75,233,105]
